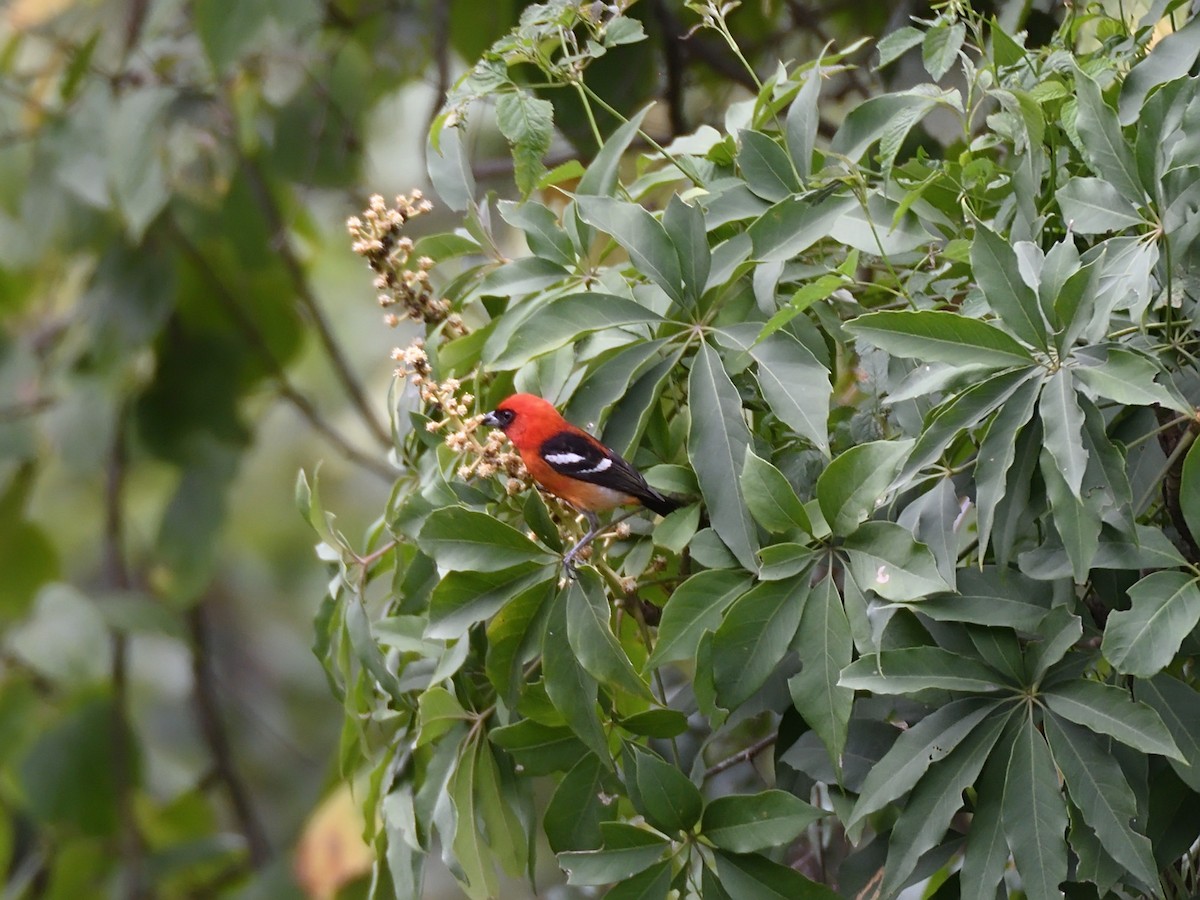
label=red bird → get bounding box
[482,393,681,570]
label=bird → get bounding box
[481,393,682,572]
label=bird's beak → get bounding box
[481,410,501,427]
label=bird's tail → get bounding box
[641,489,685,517]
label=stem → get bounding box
[103,407,149,900]
[188,604,272,868]
[579,83,704,188]
[237,153,391,450]
[703,734,777,779]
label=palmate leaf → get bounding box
[971,221,1049,349]
[646,569,752,668]
[1002,710,1068,900]
[566,568,654,700]
[576,196,685,305]
[880,709,1011,897]
[816,440,913,537]
[841,520,951,601]
[712,577,806,710]
[1041,679,1183,761]
[1043,715,1158,891]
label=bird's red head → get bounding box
[481,393,560,445]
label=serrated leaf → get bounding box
[922,22,965,80]
[496,91,554,195]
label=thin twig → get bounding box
[237,154,392,449]
[167,219,395,482]
[704,733,778,779]
[103,406,149,900]
[188,604,272,868]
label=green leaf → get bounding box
[625,744,703,834]
[1043,715,1158,889]
[662,195,710,306]
[416,686,469,748]
[1074,348,1190,413]
[975,377,1041,556]
[1039,368,1088,500]
[972,221,1048,349]
[712,578,806,711]
[618,709,689,739]
[1042,679,1183,761]
[876,26,924,69]
[880,709,1010,897]
[1102,570,1200,677]
[688,341,759,570]
[844,309,1034,369]
[740,449,811,534]
[108,88,172,241]
[543,754,618,853]
[839,647,1006,694]
[788,572,853,770]
[1040,452,1101,583]
[748,192,856,262]
[576,197,685,304]
[566,568,653,700]
[484,293,662,371]
[738,130,800,202]
[558,825,670,885]
[1025,607,1083,681]
[701,790,825,853]
[603,860,671,900]
[543,589,610,764]
[1074,68,1144,203]
[922,21,965,80]
[449,741,501,899]
[496,90,554,195]
[20,696,120,835]
[842,520,951,601]
[749,333,831,456]
[426,125,476,212]
[428,565,553,638]
[848,698,1000,828]
[418,507,555,573]
[474,742,529,878]
[1001,711,1068,900]
[785,63,821,179]
[1118,14,1200,124]
[489,719,586,776]
[577,106,651,197]
[816,440,913,537]
[1181,439,1200,547]
[713,851,839,899]
[959,745,1010,900]
[498,200,574,267]
[831,89,950,165]
[1056,177,1145,233]
[1137,673,1200,792]
[909,567,1051,632]
[647,569,752,668]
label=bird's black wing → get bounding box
[538,431,680,515]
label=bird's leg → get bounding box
[562,511,602,578]
[561,509,641,577]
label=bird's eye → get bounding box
[498,409,515,425]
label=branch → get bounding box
[238,154,392,450]
[167,219,395,482]
[102,406,150,899]
[188,603,272,868]
[704,733,778,779]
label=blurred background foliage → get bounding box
[0,0,957,896]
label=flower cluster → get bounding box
[390,338,527,491]
[346,191,466,336]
